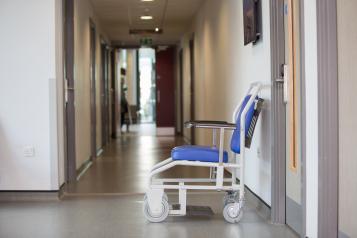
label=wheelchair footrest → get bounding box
[171,204,214,217]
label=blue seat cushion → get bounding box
[171,146,229,163]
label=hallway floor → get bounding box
[0,194,298,238]
[0,124,298,238]
[65,124,210,195]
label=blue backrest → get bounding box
[230,95,257,154]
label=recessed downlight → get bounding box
[155,27,160,32]
[140,15,153,20]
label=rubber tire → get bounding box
[143,197,170,223]
[223,202,243,224]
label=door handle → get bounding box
[64,78,75,103]
[275,65,289,104]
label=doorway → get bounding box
[155,46,176,136]
[100,42,110,147]
[271,0,304,235]
[138,48,156,124]
[284,0,302,235]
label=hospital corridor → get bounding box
[0,0,356,238]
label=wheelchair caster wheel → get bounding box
[143,196,169,223]
[144,193,168,202]
[223,202,243,223]
[223,191,238,206]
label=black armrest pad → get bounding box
[185,120,236,129]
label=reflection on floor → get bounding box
[0,124,298,238]
[66,123,210,194]
[0,194,298,238]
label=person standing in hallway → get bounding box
[120,88,129,132]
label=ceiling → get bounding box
[90,0,205,46]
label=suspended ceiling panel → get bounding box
[90,0,205,46]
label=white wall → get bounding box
[337,1,357,237]
[74,0,109,168]
[126,50,138,106]
[55,0,65,186]
[180,0,272,205]
[303,0,318,237]
[0,0,62,190]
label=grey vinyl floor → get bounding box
[65,124,211,195]
[0,193,298,238]
[0,124,298,238]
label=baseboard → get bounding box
[339,230,350,238]
[286,196,303,236]
[244,185,271,220]
[183,136,191,145]
[0,191,61,202]
[76,158,93,181]
[96,148,104,157]
[156,127,175,136]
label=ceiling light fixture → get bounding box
[155,27,160,32]
[141,0,154,2]
[140,15,153,20]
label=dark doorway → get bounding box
[89,21,97,160]
[64,0,76,182]
[100,42,110,147]
[155,47,175,134]
[110,50,117,138]
[189,38,195,144]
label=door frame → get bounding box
[178,49,184,135]
[63,0,76,182]
[89,20,97,160]
[316,0,338,237]
[299,0,307,236]
[136,49,141,115]
[189,37,195,144]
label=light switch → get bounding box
[24,146,35,157]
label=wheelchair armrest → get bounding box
[184,120,236,130]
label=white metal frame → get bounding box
[145,82,265,218]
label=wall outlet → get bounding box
[24,146,36,157]
[257,147,261,159]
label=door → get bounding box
[64,0,76,182]
[156,47,175,135]
[284,0,302,235]
[89,22,97,159]
[110,50,117,138]
[100,43,110,147]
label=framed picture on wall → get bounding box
[243,0,261,45]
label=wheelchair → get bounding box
[143,82,265,223]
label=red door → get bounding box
[156,47,175,134]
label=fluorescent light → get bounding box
[140,15,153,20]
[141,0,154,1]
